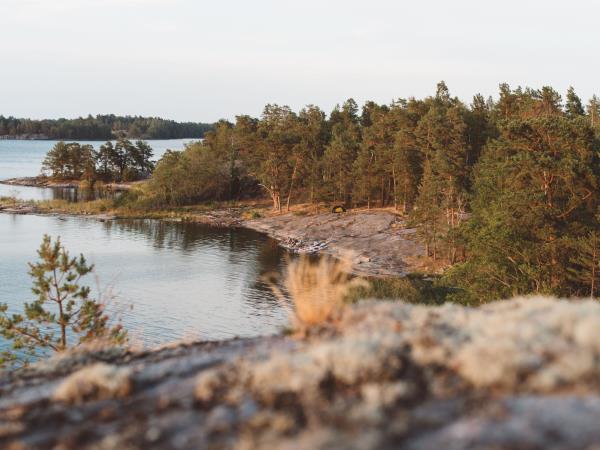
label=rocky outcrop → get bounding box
[246,211,423,277]
[2,297,600,449]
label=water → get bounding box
[0,139,292,349]
[0,139,194,200]
[0,214,290,346]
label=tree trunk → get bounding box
[392,167,398,210]
[58,302,67,350]
[286,157,300,212]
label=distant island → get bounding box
[0,114,213,140]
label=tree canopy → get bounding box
[43,138,155,182]
[138,83,600,302]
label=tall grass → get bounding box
[268,256,368,330]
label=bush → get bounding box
[346,274,454,305]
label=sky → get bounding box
[0,0,598,122]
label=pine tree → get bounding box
[567,231,600,297]
[0,236,126,369]
[565,86,585,118]
[392,126,421,212]
[96,141,116,180]
[412,160,443,259]
[323,124,359,205]
[445,115,600,302]
[253,105,299,212]
[42,141,70,179]
[535,86,562,116]
[587,95,600,128]
[292,105,328,209]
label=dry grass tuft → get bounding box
[268,256,368,330]
[53,363,132,404]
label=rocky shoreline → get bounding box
[245,211,424,277]
[0,194,423,277]
[0,176,136,190]
[2,296,600,449]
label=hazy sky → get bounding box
[1,0,598,122]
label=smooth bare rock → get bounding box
[405,396,600,450]
[3,298,600,449]
[245,211,423,276]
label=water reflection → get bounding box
[51,186,122,202]
[0,184,121,202]
[100,219,291,313]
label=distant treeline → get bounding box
[0,115,213,140]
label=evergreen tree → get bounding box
[445,115,600,302]
[567,231,600,297]
[392,126,421,212]
[42,141,70,179]
[253,105,299,212]
[587,95,600,128]
[565,86,585,118]
[0,236,126,368]
[96,141,116,180]
[295,105,329,208]
[323,123,359,205]
[534,86,562,116]
[411,160,443,259]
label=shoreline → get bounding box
[0,194,425,277]
[245,210,425,277]
[0,176,138,190]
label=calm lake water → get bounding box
[0,214,290,346]
[0,140,291,348]
[0,139,194,200]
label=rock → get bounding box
[405,396,600,450]
[205,405,237,433]
[245,211,424,276]
[4,297,600,449]
[360,381,415,408]
[195,364,238,405]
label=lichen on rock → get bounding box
[4,297,600,449]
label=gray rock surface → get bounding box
[246,211,423,276]
[2,297,600,449]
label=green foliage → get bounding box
[0,236,126,369]
[446,113,600,302]
[120,82,600,304]
[254,105,301,211]
[411,160,444,259]
[566,230,600,297]
[346,274,452,305]
[144,131,256,207]
[565,86,585,118]
[42,142,96,180]
[42,138,154,182]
